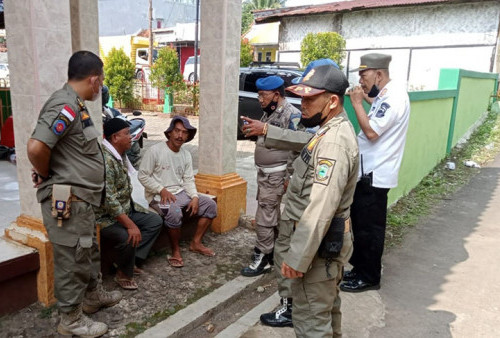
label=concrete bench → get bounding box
[99,193,217,275]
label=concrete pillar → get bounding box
[195,0,246,233]
[3,0,100,306]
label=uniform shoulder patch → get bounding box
[314,158,336,186]
[375,102,390,118]
[51,105,76,135]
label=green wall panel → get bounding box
[388,97,454,205]
[452,77,497,146]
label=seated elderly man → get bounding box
[138,116,217,268]
[95,118,163,290]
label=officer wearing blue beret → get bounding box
[240,75,302,281]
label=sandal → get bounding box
[133,266,145,275]
[114,276,138,290]
[167,255,184,268]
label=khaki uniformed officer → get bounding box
[27,51,122,337]
[263,64,358,337]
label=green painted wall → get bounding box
[388,96,454,205]
[452,77,496,146]
[341,68,497,206]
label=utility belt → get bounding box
[256,163,287,174]
[51,184,83,227]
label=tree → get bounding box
[300,32,346,68]
[104,47,135,106]
[240,38,254,67]
[149,46,185,93]
[241,0,286,34]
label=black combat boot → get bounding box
[260,297,293,327]
[241,247,272,277]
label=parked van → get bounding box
[183,56,200,83]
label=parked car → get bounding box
[237,65,302,139]
[183,56,200,83]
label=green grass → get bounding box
[386,109,500,247]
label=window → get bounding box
[265,52,272,62]
[257,52,262,62]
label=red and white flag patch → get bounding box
[60,105,76,122]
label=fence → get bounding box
[343,68,499,205]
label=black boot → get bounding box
[241,247,272,277]
[267,249,274,266]
[260,297,293,327]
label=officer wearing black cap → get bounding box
[264,64,359,337]
[341,53,410,292]
[240,75,302,278]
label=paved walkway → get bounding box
[239,153,500,337]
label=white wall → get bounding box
[277,1,500,90]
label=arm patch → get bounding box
[375,102,390,118]
[314,158,336,186]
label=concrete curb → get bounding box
[136,274,266,338]
[215,291,280,338]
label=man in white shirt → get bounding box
[340,53,410,292]
[138,116,217,268]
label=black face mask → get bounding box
[367,84,380,98]
[263,100,278,114]
[300,101,329,128]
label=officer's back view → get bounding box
[28,51,122,337]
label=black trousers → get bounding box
[349,180,389,284]
[100,211,162,277]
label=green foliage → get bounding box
[300,32,346,68]
[103,47,135,106]
[240,38,254,67]
[149,46,185,93]
[241,0,286,34]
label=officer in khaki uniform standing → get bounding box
[247,63,359,336]
[241,75,301,277]
[27,51,122,337]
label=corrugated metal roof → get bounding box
[254,0,480,23]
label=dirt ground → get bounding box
[0,112,261,337]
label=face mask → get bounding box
[367,84,380,98]
[263,100,278,114]
[300,100,329,128]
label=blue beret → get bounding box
[292,58,340,84]
[256,76,284,91]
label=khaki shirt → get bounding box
[254,99,301,168]
[280,112,359,272]
[31,84,104,206]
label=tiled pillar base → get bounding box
[4,215,55,306]
[195,173,247,233]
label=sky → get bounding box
[285,0,342,8]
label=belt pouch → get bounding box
[51,184,72,227]
[318,217,345,259]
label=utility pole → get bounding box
[148,0,153,67]
[194,0,200,82]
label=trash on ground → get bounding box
[445,162,456,170]
[464,160,481,168]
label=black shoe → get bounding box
[343,270,357,282]
[241,249,271,277]
[340,278,380,293]
[260,297,293,327]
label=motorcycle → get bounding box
[101,86,147,169]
